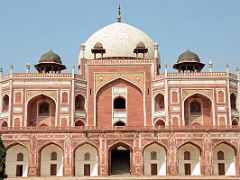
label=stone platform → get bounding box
[5,176,240,180]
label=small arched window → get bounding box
[113,121,126,126]
[1,121,7,128]
[155,94,164,111]
[39,102,50,115]
[75,120,85,126]
[217,151,224,160]
[151,151,157,160]
[155,120,165,127]
[51,152,57,161]
[17,153,24,161]
[84,152,90,161]
[184,151,191,160]
[230,93,237,110]
[114,97,126,109]
[232,119,238,126]
[2,95,9,112]
[190,101,201,115]
[75,95,85,111]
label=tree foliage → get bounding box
[0,135,7,179]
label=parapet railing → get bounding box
[0,125,240,133]
[155,72,237,80]
[2,73,84,81]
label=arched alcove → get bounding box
[155,94,164,111]
[184,94,212,126]
[27,95,56,127]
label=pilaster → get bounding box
[168,133,177,175]
[99,133,108,176]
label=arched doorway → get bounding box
[143,143,166,175]
[212,143,236,176]
[178,143,201,175]
[6,144,29,177]
[39,143,63,176]
[109,143,132,175]
[74,143,98,176]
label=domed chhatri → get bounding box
[39,50,62,64]
[177,50,200,63]
[82,22,155,60]
[35,50,66,73]
[173,50,205,73]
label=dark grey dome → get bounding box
[39,50,62,64]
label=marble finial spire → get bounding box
[117,5,121,23]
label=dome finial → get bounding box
[117,4,121,23]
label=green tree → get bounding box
[0,135,7,179]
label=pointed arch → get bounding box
[113,96,126,109]
[6,143,29,177]
[26,93,57,105]
[74,119,85,126]
[154,93,165,111]
[212,141,237,155]
[73,142,98,176]
[73,141,98,154]
[113,120,126,126]
[108,141,133,175]
[39,142,64,176]
[230,93,237,110]
[75,94,85,111]
[212,141,236,176]
[108,141,133,152]
[1,121,8,128]
[142,141,168,153]
[178,141,202,175]
[143,141,167,175]
[26,94,56,127]
[96,78,143,128]
[183,93,213,126]
[38,141,64,153]
[2,94,9,112]
[178,141,203,155]
[97,77,143,94]
[5,142,29,151]
[154,119,165,126]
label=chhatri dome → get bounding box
[35,50,66,73]
[80,6,156,60]
[173,50,205,72]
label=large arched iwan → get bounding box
[96,79,143,129]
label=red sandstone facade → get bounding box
[0,17,240,177]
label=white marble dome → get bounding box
[81,22,155,60]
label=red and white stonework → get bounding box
[0,18,240,178]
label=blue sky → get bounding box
[0,0,240,74]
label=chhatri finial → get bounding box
[117,5,121,23]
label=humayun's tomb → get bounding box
[0,6,240,179]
